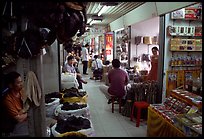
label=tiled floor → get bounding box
[80,65,147,137]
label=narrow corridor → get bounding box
[81,66,147,137]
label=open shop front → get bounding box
[147,2,202,137]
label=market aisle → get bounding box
[79,64,147,137]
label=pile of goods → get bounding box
[122,81,159,117]
[61,88,87,104]
[55,102,90,119]
[45,87,94,137]
[174,112,202,136]
[127,81,160,104]
[61,102,87,110]
[51,116,94,137]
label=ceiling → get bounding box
[85,2,145,27]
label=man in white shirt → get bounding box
[91,55,104,80]
[92,55,103,70]
[81,44,89,75]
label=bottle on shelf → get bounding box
[192,77,201,95]
[185,73,193,92]
[178,56,182,66]
[183,56,187,66]
[174,55,178,66]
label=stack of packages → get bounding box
[45,87,95,137]
[122,81,159,117]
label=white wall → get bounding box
[42,40,59,94]
[156,2,196,15]
[130,17,160,67]
[110,2,196,32]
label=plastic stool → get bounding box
[130,101,149,127]
[110,95,122,113]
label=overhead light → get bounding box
[87,18,92,24]
[94,4,103,14]
[115,28,124,32]
[90,20,102,25]
[98,6,110,16]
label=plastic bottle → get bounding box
[187,74,193,92]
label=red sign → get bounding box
[185,8,201,19]
[105,34,113,49]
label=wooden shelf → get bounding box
[170,90,202,109]
[171,18,202,21]
[170,35,202,37]
[170,65,202,67]
[170,50,202,52]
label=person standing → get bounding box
[81,43,89,75]
[148,47,159,81]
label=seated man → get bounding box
[91,55,104,80]
[64,55,87,89]
[99,59,129,105]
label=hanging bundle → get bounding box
[24,71,42,109]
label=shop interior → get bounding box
[1,2,202,137]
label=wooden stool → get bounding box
[110,95,122,113]
[130,101,149,127]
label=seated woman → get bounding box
[2,71,28,135]
[64,55,87,89]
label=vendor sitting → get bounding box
[2,71,28,135]
[64,55,87,89]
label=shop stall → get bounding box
[147,89,202,137]
[114,27,131,69]
[128,17,160,82]
[147,2,202,137]
[165,3,202,97]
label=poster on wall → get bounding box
[105,33,113,62]
[91,38,95,49]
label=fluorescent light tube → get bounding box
[115,28,124,32]
[87,18,92,24]
[98,6,110,16]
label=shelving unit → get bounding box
[166,3,202,97]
